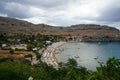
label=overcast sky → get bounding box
[0,0,120,29]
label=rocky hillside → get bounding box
[0,16,120,41]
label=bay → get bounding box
[57,42,120,70]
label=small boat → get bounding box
[94,57,98,60]
[98,61,104,64]
[74,56,79,58]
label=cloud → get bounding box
[23,17,46,24]
[0,13,8,17]
[0,0,120,29]
[2,0,74,8]
[0,1,30,18]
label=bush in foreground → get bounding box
[0,57,119,80]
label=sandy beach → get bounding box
[41,41,66,69]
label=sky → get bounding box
[0,0,120,29]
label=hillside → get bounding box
[0,16,120,41]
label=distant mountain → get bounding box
[0,16,120,41]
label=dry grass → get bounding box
[0,50,35,60]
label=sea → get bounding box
[56,42,120,70]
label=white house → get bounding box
[32,47,37,51]
[10,44,27,50]
[46,41,51,44]
[2,44,7,47]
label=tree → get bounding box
[9,48,14,54]
[89,57,120,80]
[0,62,31,80]
[63,68,79,80]
[27,44,34,51]
[67,58,78,68]
[105,57,120,80]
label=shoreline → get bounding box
[41,41,66,69]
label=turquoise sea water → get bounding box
[57,42,120,70]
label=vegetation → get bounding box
[90,57,120,80]
[66,58,78,67]
[0,57,14,63]
[9,48,14,54]
[0,57,119,80]
[0,33,62,52]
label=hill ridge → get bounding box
[0,16,120,41]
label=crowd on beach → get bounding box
[41,42,66,68]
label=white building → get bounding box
[2,44,7,47]
[46,41,51,44]
[32,47,37,51]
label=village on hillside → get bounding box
[0,34,65,67]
